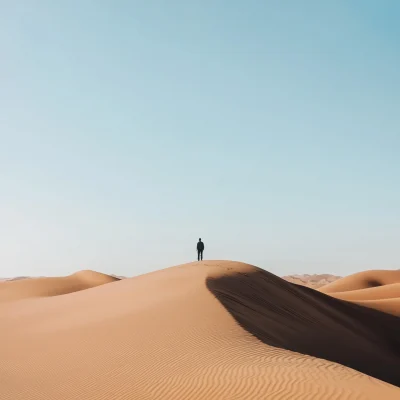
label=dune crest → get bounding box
[0,261,399,399]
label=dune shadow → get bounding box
[206,269,400,387]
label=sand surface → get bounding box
[1,261,399,399]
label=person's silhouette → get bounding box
[197,238,204,261]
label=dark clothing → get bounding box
[197,241,204,261]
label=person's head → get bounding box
[199,238,202,241]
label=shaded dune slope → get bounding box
[206,265,400,387]
[1,261,399,399]
[0,270,119,303]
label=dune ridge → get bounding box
[1,261,399,399]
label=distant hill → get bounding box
[282,274,341,289]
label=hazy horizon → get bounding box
[1,1,399,278]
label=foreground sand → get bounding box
[1,262,399,400]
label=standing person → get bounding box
[197,238,204,261]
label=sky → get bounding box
[0,1,399,278]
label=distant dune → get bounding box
[0,261,399,399]
[0,276,32,282]
[319,269,400,293]
[0,270,119,303]
[319,270,400,317]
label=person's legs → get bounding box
[200,250,203,261]
[197,251,200,261]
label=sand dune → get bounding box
[0,276,31,282]
[319,269,400,293]
[0,261,399,399]
[0,270,119,303]
[317,270,400,317]
[326,283,400,301]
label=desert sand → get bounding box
[1,261,399,400]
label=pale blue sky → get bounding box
[1,1,399,278]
